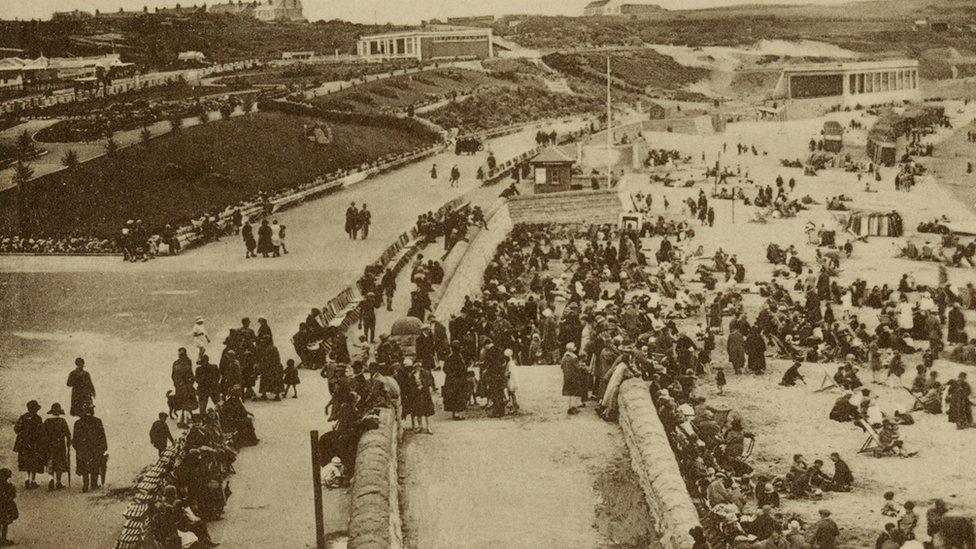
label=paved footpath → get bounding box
[0,118,589,548]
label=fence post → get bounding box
[311,430,325,549]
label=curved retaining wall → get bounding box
[617,378,701,549]
[348,408,403,549]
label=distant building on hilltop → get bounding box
[357,25,494,62]
[583,0,665,16]
[154,4,207,17]
[209,0,260,16]
[52,10,94,20]
[252,0,306,22]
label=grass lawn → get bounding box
[0,112,436,238]
[544,50,710,93]
[309,68,520,113]
[421,85,602,134]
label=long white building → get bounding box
[773,59,921,108]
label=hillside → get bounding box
[494,0,976,54]
[0,15,394,68]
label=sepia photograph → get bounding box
[0,0,975,547]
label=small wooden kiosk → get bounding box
[529,146,577,194]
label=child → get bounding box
[881,491,900,518]
[466,370,479,406]
[0,468,17,547]
[284,359,300,399]
[278,224,288,255]
[715,366,727,395]
[321,457,344,489]
[191,317,210,360]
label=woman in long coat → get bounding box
[744,326,766,374]
[13,400,45,488]
[442,342,469,419]
[726,327,746,374]
[257,219,274,258]
[561,343,582,414]
[242,221,256,258]
[257,339,285,400]
[42,403,71,491]
[947,373,973,429]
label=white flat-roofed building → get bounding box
[357,26,493,61]
[773,59,921,108]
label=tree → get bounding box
[140,126,153,147]
[16,130,34,161]
[13,161,34,238]
[61,149,79,171]
[105,137,119,157]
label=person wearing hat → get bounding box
[149,412,175,457]
[242,218,257,258]
[561,342,582,415]
[345,202,359,239]
[73,403,107,492]
[13,400,45,489]
[66,357,96,418]
[0,467,17,546]
[807,508,839,548]
[192,318,210,361]
[42,403,71,491]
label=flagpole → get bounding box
[606,56,612,188]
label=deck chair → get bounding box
[814,364,838,393]
[856,420,882,455]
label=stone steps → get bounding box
[506,190,623,225]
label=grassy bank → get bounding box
[0,112,436,238]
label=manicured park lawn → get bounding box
[0,112,437,238]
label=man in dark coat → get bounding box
[67,358,95,417]
[345,202,359,239]
[359,204,372,239]
[195,355,221,415]
[72,405,107,492]
[149,413,174,457]
[726,327,746,374]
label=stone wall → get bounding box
[617,379,701,549]
[347,408,403,549]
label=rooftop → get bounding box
[781,59,919,74]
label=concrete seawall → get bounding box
[347,409,403,549]
[617,379,701,549]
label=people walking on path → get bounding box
[149,412,174,457]
[242,219,256,258]
[345,202,359,239]
[42,403,70,491]
[72,404,107,493]
[0,468,17,547]
[66,358,95,418]
[257,219,274,257]
[359,204,371,239]
[13,400,45,490]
